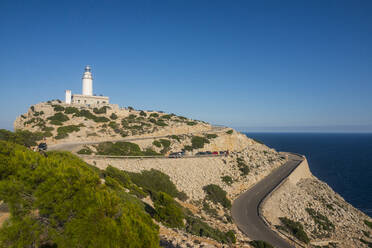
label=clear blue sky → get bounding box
[1,0,372,132]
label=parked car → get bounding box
[38,142,48,151]
[195,152,206,156]
[212,151,219,155]
[169,152,183,158]
[205,151,212,155]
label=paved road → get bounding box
[48,126,227,152]
[231,153,304,248]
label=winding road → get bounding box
[231,153,304,248]
[48,126,227,152]
[49,130,304,247]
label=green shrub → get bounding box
[365,220,372,229]
[0,142,159,247]
[24,117,37,125]
[161,114,172,120]
[306,208,334,231]
[202,184,231,208]
[74,109,95,119]
[221,176,233,186]
[0,129,43,147]
[42,131,53,137]
[93,106,109,114]
[237,157,250,176]
[191,136,210,149]
[152,139,171,154]
[30,106,35,112]
[120,131,128,137]
[108,121,118,129]
[74,110,109,123]
[279,217,310,244]
[186,121,197,126]
[49,120,63,125]
[33,111,44,116]
[153,140,162,148]
[360,238,372,247]
[127,169,186,201]
[154,192,184,228]
[52,105,65,112]
[143,148,162,156]
[55,133,68,139]
[249,240,274,248]
[128,114,137,119]
[87,132,98,137]
[155,120,167,126]
[226,130,233,134]
[103,166,147,199]
[239,165,250,176]
[149,118,156,124]
[94,116,110,122]
[47,112,69,123]
[185,216,236,244]
[110,113,118,120]
[149,113,159,118]
[42,126,54,132]
[205,134,218,139]
[128,106,134,111]
[183,145,193,151]
[202,201,218,217]
[77,147,93,155]
[139,111,147,117]
[64,106,79,114]
[121,119,129,128]
[96,142,143,156]
[159,139,170,150]
[56,125,80,139]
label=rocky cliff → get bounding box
[262,159,372,248]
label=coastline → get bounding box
[244,132,372,218]
[261,154,372,247]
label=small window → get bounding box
[97,101,99,104]
[78,100,80,103]
[84,100,87,103]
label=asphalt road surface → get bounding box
[231,153,304,248]
[48,126,227,152]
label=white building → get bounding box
[65,66,109,106]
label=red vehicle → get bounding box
[212,151,219,155]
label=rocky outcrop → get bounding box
[14,100,212,144]
[262,159,372,248]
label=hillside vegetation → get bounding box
[0,131,239,247]
[0,141,159,247]
[14,101,211,143]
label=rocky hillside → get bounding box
[14,100,212,144]
[262,160,372,248]
[81,140,287,247]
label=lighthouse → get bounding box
[82,65,93,96]
[65,65,109,105]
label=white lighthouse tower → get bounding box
[65,65,109,105]
[82,65,93,96]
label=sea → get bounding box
[244,132,372,218]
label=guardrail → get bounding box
[49,127,230,149]
[78,154,227,159]
[258,154,306,248]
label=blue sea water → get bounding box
[244,133,372,218]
